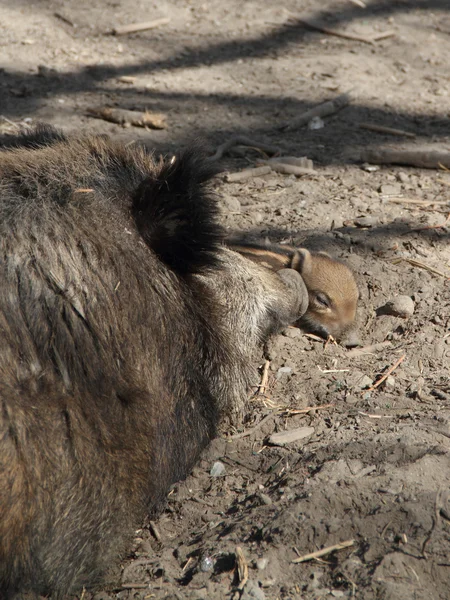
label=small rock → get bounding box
[256,557,268,571]
[268,426,315,446]
[210,461,226,477]
[242,581,266,600]
[199,556,214,572]
[308,116,325,130]
[359,375,373,390]
[384,376,396,389]
[361,163,380,172]
[331,590,346,598]
[396,172,409,183]
[381,296,415,318]
[379,183,402,196]
[283,327,302,339]
[354,215,378,228]
[221,195,241,213]
[259,493,272,506]
[276,366,292,380]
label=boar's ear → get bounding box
[290,248,313,276]
[132,144,224,276]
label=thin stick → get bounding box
[388,197,450,206]
[364,354,406,393]
[391,257,450,279]
[235,546,248,590]
[304,333,325,342]
[227,411,276,440]
[347,341,392,357]
[371,30,396,41]
[292,539,355,564]
[348,0,366,7]
[358,411,394,419]
[209,136,281,162]
[280,92,351,131]
[284,404,334,415]
[359,122,416,138]
[318,367,350,373]
[54,12,75,27]
[405,213,450,233]
[360,147,450,169]
[294,17,375,44]
[258,360,271,396]
[112,17,170,36]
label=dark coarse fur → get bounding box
[0,127,306,598]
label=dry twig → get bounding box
[360,147,450,169]
[112,17,170,36]
[292,540,355,564]
[364,354,406,393]
[235,546,248,590]
[258,360,271,396]
[293,17,375,44]
[87,107,166,129]
[227,411,276,440]
[359,122,416,138]
[391,257,450,279]
[284,404,334,415]
[280,92,351,131]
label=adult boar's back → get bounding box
[0,127,307,598]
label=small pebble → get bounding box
[276,366,292,380]
[256,557,268,571]
[259,493,272,506]
[361,163,380,172]
[199,556,214,572]
[210,461,226,477]
[359,375,373,390]
[221,195,241,213]
[308,116,325,130]
[283,327,302,339]
[381,296,415,318]
[384,376,396,389]
[379,183,401,196]
[354,215,378,228]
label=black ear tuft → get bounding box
[0,123,67,151]
[132,143,224,276]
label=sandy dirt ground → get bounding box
[1,0,450,598]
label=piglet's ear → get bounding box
[290,248,312,276]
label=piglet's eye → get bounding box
[315,293,331,308]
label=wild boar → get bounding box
[0,126,307,598]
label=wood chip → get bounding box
[235,546,248,590]
[87,107,166,129]
[268,426,315,446]
[360,147,450,169]
[112,17,170,36]
[225,166,272,183]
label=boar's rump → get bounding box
[0,126,307,598]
